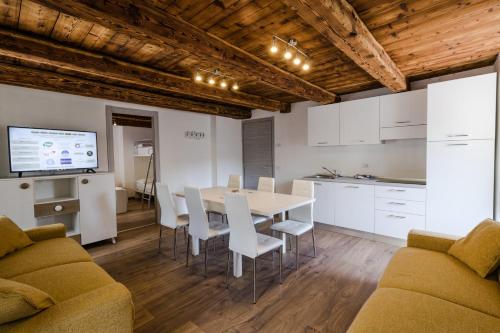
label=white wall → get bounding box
[112,126,125,187]
[0,84,241,198]
[213,116,242,187]
[494,54,500,219]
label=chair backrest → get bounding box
[288,180,314,224]
[227,175,242,189]
[156,183,178,229]
[257,177,275,193]
[224,193,258,258]
[184,187,209,239]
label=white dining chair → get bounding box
[184,186,230,277]
[224,193,283,303]
[252,177,276,225]
[227,175,242,189]
[257,177,275,193]
[270,180,315,270]
[156,183,189,260]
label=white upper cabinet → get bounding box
[427,73,497,141]
[340,96,380,145]
[380,89,427,128]
[307,104,340,146]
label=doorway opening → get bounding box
[106,107,160,233]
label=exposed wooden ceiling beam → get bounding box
[0,29,283,112]
[281,0,407,92]
[0,62,251,119]
[31,0,337,103]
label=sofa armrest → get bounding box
[25,224,66,242]
[407,229,460,253]
[2,283,134,333]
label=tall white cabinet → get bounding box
[426,73,497,236]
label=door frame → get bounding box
[241,117,275,189]
[105,106,161,225]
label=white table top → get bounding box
[175,187,314,217]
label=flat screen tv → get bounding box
[8,126,98,173]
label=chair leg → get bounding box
[287,234,292,251]
[158,226,163,253]
[296,236,299,271]
[213,237,216,253]
[173,228,177,260]
[253,258,257,304]
[183,226,187,241]
[204,240,208,277]
[279,247,282,284]
[225,250,231,288]
[311,228,316,258]
[185,235,190,267]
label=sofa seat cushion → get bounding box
[11,262,115,302]
[347,288,500,333]
[379,247,500,318]
[0,238,91,279]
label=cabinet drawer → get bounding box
[34,199,80,218]
[375,186,426,201]
[375,197,425,215]
[375,210,425,239]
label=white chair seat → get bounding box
[252,215,270,225]
[176,215,189,227]
[271,220,313,236]
[256,233,283,257]
[208,221,230,238]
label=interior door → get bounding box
[242,117,274,189]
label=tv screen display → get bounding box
[8,126,98,173]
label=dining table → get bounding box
[175,186,314,278]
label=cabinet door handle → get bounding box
[81,178,89,185]
[388,202,406,205]
[317,141,328,145]
[447,134,469,137]
[388,214,406,219]
[314,183,322,186]
[359,140,365,143]
[447,143,468,146]
[388,189,406,192]
[345,185,359,189]
[20,183,30,190]
[396,121,411,124]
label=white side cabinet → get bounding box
[334,183,374,232]
[307,104,340,146]
[313,181,334,225]
[427,73,496,141]
[78,174,117,245]
[380,89,427,140]
[0,178,35,229]
[340,97,380,145]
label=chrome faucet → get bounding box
[322,166,338,178]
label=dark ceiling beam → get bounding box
[0,62,252,119]
[31,0,337,103]
[281,0,407,92]
[0,29,283,112]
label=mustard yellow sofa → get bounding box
[0,224,134,333]
[348,230,500,333]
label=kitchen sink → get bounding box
[305,174,336,179]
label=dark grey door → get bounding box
[242,117,274,189]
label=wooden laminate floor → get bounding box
[117,198,156,232]
[87,223,399,333]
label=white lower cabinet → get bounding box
[375,211,425,239]
[334,183,374,232]
[313,181,335,224]
[0,178,35,229]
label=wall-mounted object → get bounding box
[185,131,206,140]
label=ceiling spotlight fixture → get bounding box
[270,35,311,71]
[193,68,238,91]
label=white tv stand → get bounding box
[0,172,117,245]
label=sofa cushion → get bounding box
[347,288,500,333]
[379,247,500,318]
[448,219,500,277]
[0,216,33,258]
[0,277,55,325]
[12,262,115,302]
[0,238,91,279]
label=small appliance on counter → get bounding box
[353,174,376,180]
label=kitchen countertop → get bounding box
[303,176,426,189]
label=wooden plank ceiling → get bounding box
[0,0,498,118]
